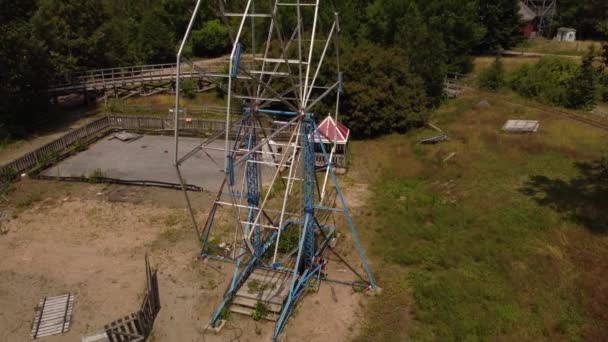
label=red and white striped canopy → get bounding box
[315,115,350,144]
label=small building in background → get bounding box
[555,27,577,42]
[313,115,350,169]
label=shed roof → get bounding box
[557,27,577,32]
[315,115,350,144]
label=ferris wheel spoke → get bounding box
[304,20,337,106]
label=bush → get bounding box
[478,55,505,91]
[565,48,598,110]
[509,57,579,107]
[277,225,300,254]
[191,20,230,57]
[72,138,87,152]
[340,44,429,138]
[251,302,269,321]
[88,168,106,183]
[180,80,196,99]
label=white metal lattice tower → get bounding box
[171,1,377,340]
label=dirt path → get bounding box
[0,180,366,342]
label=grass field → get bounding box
[349,92,608,341]
[514,39,603,57]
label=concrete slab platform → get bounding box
[42,135,271,193]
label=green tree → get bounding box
[0,1,50,138]
[191,20,230,57]
[477,0,523,51]
[137,6,176,63]
[554,0,608,40]
[361,0,485,104]
[478,55,506,91]
[566,48,598,109]
[31,0,107,77]
[92,18,142,67]
[340,44,429,138]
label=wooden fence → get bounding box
[0,117,112,185]
[0,114,349,191]
[104,255,160,342]
[107,115,226,132]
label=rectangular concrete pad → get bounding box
[43,135,261,193]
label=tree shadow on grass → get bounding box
[520,160,608,234]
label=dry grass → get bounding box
[351,90,608,341]
[514,38,603,57]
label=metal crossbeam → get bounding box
[171,2,376,341]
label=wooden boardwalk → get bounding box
[48,56,251,98]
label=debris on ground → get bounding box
[0,210,12,221]
[110,131,142,143]
[428,122,444,132]
[420,133,449,144]
[502,120,540,133]
[443,152,457,163]
[476,99,491,109]
[80,330,109,342]
[31,293,75,339]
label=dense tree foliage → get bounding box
[0,0,604,139]
[477,0,523,51]
[0,1,50,137]
[553,0,608,40]
[191,20,230,57]
[340,45,429,137]
[566,50,598,110]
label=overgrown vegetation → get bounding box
[88,168,106,184]
[247,279,276,294]
[71,138,87,152]
[507,47,607,110]
[251,301,269,321]
[478,55,505,91]
[509,57,579,107]
[180,80,196,100]
[353,92,608,341]
[277,226,300,254]
[1,0,532,139]
[15,191,42,209]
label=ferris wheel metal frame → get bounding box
[172,1,377,340]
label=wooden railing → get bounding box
[315,153,347,169]
[0,117,112,187]
[48,60,232,94]
[0,114,349,191]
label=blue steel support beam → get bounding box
[272,114,319,341]
[302,115,317,268]
[313,121,376,289]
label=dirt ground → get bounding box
[0,179,367,342]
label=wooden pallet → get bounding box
[31,293,75,339]
[105,313,147,342]
[230,268,291,321]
